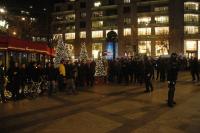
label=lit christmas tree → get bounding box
[54,37,72,67]
[95,59,106,77]
[79,43,88,61]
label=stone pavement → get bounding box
[0,72,200,133]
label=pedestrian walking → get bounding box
[167,53,179,107]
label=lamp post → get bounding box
[106,30,118,59]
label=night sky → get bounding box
[1,0,65,14]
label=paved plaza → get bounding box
[0,72,200,133]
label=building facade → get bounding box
[52,0,200,59]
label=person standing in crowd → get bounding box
[144,57,154,92]
[46,62,56,96]
[0,64,6,103]
[8,62,21,101]
[167,53,179,107]
[189,57,199,82]
[160,58,166,82]
[156,57,161,80]
[86,60,96,87]
[20,63,27,97]
[65,60,77,94]
[58,60,66,92]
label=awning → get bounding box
[0,35,55,56]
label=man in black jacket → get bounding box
[144,57,154,92]
[189,57,199,81]
[167,53,179,107]
[0,65,6,103]
[46,62,56,96]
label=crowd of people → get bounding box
[0,54,199,107]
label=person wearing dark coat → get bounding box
[65,61,77,94]
[144,57,154,92]
[89,60,96,87]
[167,53,179,107]
[0,65,6,103]
[8,62,21,101]
[46,63,56,96]
[189,57,199,81]
[19,64,27,97]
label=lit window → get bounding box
[80,31,86,38]
[138,41,151,56]
[80,12,86,18]
[124,18,131,25]
[138,28,151,35]
[184,2,199,11]
[65,14,76,21]
[92,21,103,28]
[184,14,199,23]
[155,27,169,35]
[94,1,101,7]
[154,7,168,12]
[53,34,63,41]
[124,0,130,3]
[124,28,131,36]
[65,33,75,40]
[184,40,197,52]
[92,43,103,59]
[138,17,151,25]
[184,26,199,34]
[155,41,169,56]
[92,30,103,38]
[92,11,103,17]
[155,16,169,24]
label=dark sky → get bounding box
[1,0,65,14]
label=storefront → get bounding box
[184,40,200,59]
[0,36,55,68]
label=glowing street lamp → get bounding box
[0,8,6,14]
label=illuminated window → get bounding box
[53,34,63,41]
[65,33,75,40]
[155,16,169,24]
[138,41,151,56]
[198,41,200,60]
[184,26,199,34]
[92,43,103,59]
[124,18,131,25]
[65,14,76,21]
[154,7,168,12]
[155,27,169,35]
[92,30,103,38]
[138,17,151,25]
[80,31,86,38]
[94,1,101,7]
[184,40,197,52]
[92,21,103,28]
[184,2,199,11]
[184,14,199,23]
[124,28,131,36]
[124,0,130,3]
[138,28,151,35]
[92,11,103,18]
[155,41,169,56]
[80,12,86,18]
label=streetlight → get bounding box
[0,8,6,14]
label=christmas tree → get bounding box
[95,59,106,77]
[54,37,72,67]
[79,43,88,62]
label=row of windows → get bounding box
[138,41,169,56]
[63,26,200,40]
[64,27,169,40]
[138,16,169,25]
